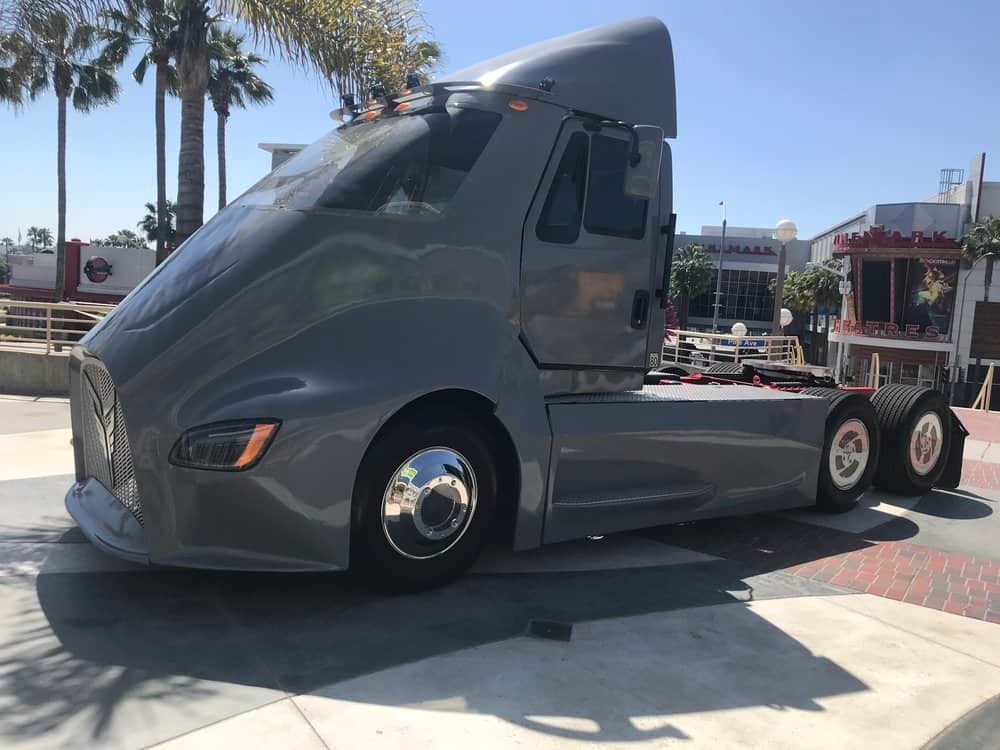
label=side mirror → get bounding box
[624,125,664,199]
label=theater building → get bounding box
[677,226,810,334]
[811,153,1000,400]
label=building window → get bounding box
[687,269,777,322]
[898,362,940,387]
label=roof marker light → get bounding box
[508,99,529,112]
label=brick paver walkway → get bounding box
[962,458,1000,491]
[787,542,1000,623]
[647,516,1000,623]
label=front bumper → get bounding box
[65,478,150,565]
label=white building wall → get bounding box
[977,183,1000,219]
[952,261,1000,370]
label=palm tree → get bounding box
[26,226,42,250]
[170,0,437,242]
[962,216,1000,301]
[670,244,713,329]
[1,236,12,270]
[37,227,54,248]
[138,199,176,244]
[94,228,148,247]
[26,225,54,250]
[207,27,271,210]
[1,12,118,298]
[99,0,179,264]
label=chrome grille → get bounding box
[80,361,143,525]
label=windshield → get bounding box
[236,106,502,216]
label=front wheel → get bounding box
[802,388,880,513]
[351,409,497,591]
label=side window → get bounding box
[584,134,648,240]
[536,132,589,244]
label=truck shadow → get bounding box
[4,550,869,747]
[645,486,995,568]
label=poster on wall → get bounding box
[901,258,957,334]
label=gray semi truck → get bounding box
[65,17,964,589]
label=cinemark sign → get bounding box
[833,226,959,251]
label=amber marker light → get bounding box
[170,420,280,471]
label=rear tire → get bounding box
[802,387,880,513]
[351,409,497,591]
[871,384,951,495]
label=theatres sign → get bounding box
[832,319,946,342]
[704,244,777,256]
[833,226,959,252]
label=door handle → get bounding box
[631,290,649,330]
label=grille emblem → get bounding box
[84,371,116,471]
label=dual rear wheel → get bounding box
[806,384,952,513]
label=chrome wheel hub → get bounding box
[829,418,870,490]
[381,447,477,560]
[910,412,943,476]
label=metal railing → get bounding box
[970,363,995,411]
[661,329,805,369]
[0,299,115,355]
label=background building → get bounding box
[811,153,1000,404]
[676,226,810,334]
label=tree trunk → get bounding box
[55,92,67,301]
[678,289,690,330]
[217,107,227,211]
[176,90,206,243]
[154,56,169,264]
[985,255,994,303]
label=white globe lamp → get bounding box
[774,219,798,243]
[780,308,793,328]
[772,220,797,334]
[730,322,748,337]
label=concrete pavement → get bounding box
[0,394,998,749]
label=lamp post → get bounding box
[772,219,797,335]
[711,201,727,333]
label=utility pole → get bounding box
[711,201,726,333]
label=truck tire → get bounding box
[705,362,744,375]
[871,384,952,495]
[801,387,880,513]
[350,409,497,591]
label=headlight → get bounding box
[169,420,280,471]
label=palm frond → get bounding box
[207,23,272,111]
[132,48,148,82]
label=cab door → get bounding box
[520,121,661,371]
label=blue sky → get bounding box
[2,0,999,243]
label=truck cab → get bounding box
[65,18,959,589]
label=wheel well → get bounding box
[366,389,522,544]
